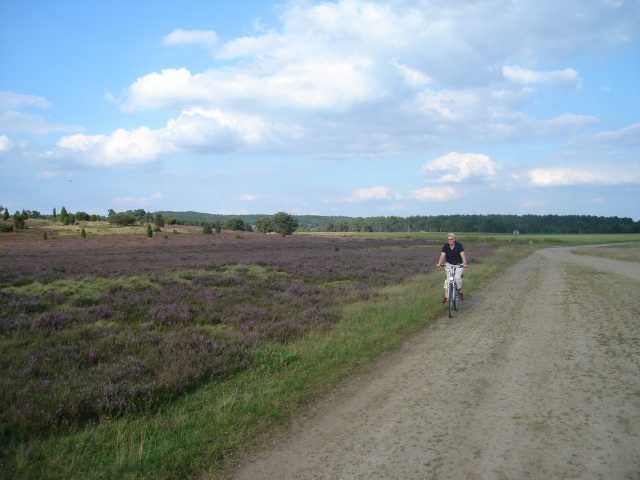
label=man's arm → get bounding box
[460,251,468,268]
[437,251,446,267]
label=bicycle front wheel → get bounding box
[453,288,459,311]
[448,283,454,318]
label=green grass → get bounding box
[31,220,199,236]
[0,243,544,479]
[572,242,640,262]
[297,231,640,245]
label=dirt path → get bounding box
[233,248,640,479]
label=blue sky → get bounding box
[1,0,639,219]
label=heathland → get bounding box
[1,220,638,479]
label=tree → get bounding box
[81,227,87,238]
[256,217,273,233]
[60,206,68,223]
[53,207,57,220]
[272,211,298,236]
[2,208,9,221]
[154,213,165,228]
[214,221,222,234]
[75,211,90,221]
[146,224,153,238]
[202,222,213,234]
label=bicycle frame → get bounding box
[442,263,463,318]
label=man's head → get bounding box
[447,232,456,244]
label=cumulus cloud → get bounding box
[109,0,639,159]
[55,106,295,166]
[411,187,458,202]
[526,166,640,186]
[345,186,399,202]
[58,127,166,166]
[422,152,498,183]
[123,58,381,113]
[502,66,581,88]
[164,29,218,47]
[45,0,639,164]
[0,134,13,152]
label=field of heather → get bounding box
[0,226,495,451]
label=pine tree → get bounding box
[81,228,87,238]
[2,208,9,221]
[147,224,153,238]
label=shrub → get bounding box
[81,228,87,238]
[146,224,153,238]
[0,223,13,233]
[202,222,213,235]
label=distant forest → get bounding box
[157,211,639,234]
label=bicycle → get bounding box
[439,263,464,318]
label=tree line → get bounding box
[312,214,639,234]
[1,205,637,234]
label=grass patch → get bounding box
[572,242,640,262]
[4,243,534,480]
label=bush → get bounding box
[13,213,26,230]
[81,228,87,238]
[224,218,245,231]
[0,223,13,233]
[147,224,153,238]
[202,222,213,235]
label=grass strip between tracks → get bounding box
[6,243,535,480]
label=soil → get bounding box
[232,247,640,479]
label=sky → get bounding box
[1,0,639,219]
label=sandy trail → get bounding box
[233,248,640,479]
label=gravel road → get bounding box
[233,247,640,479]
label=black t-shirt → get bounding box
[441,242,464,264]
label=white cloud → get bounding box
[0,134,13,152]
[215,32,283,59]
[37,170,59,179]
[345,186,398,202]
[0,110,81,135]
[58,126,166,166]
[526,166,640,186]
[573,122,640,147]
[55,106,295,166]
[111,0,638,159]
[0,91,50,110]
[114,192,162,206]
[395,62,431,86]
[421,152,497,183]
[123,58,382,112]
[502,65,581,88]
[164,29,218,47]
[411,187,458,202]
[239,194,257,201]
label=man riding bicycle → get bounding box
[436,232,468,303]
